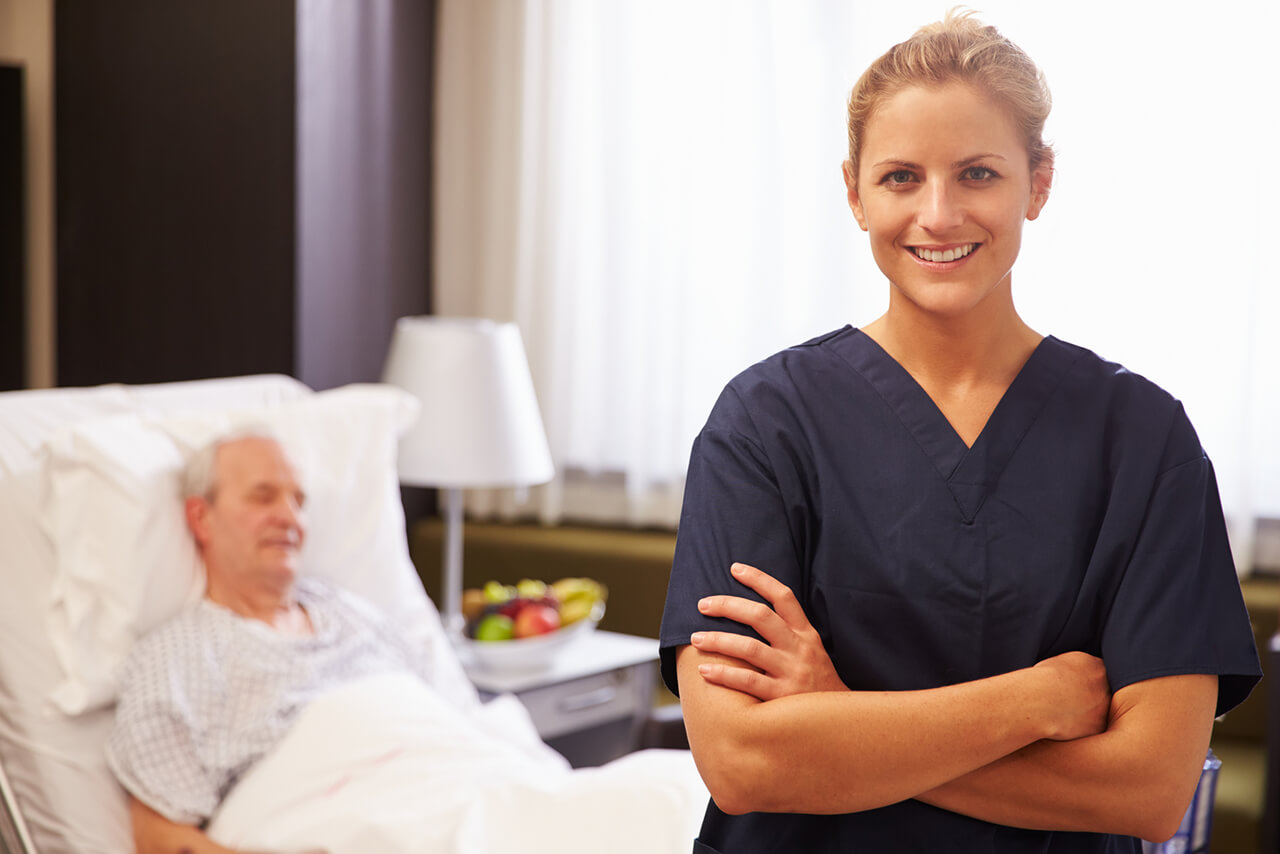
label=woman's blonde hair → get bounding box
[846,8,1053,181]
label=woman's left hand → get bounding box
[691,562,847,700]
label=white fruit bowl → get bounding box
[460,603,604,672]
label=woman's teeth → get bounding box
[912,243,976,263]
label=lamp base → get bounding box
[440,486,465,638]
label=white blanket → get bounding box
[207,672,708,854]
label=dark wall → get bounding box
[1,64,24,391]
[55,0,297,386]
[53,0,434,389]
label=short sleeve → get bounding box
[658,388,809,696]
[1100,437,1261,716]
[106,650,222,825]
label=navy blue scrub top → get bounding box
[659,327,1261,854]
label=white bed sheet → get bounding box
[209,672,707,854]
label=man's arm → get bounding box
[677,642,1109,816]
[128,796,240,854]
[128,797,328,854]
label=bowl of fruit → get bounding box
[458,577,607,671]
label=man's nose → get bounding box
[917,180,964,232]
[272,497,303,529]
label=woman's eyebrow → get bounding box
[952,153,1007,168]
[871,159,921,170]
[871,154,1009,171]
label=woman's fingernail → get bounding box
[698,598,711,612]
[698,664,712,676]
[691,632,705,644]
[731,563,746,576]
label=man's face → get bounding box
[188,437,307,594]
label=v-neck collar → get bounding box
[832,328,1081,522]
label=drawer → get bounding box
[516,664,647,740]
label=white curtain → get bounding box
[433,0,1280,570]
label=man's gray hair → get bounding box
[182,424,287,500]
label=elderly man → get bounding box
[107,429,438,854]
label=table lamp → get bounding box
[381,316,554,637]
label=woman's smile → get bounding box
[908,242,980,266]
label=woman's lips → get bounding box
[907,242,980,268]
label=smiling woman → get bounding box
[433,0,1280,566]
[655,9,1261,853]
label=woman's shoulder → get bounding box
[1044,336,1204,461]
[723,326,859,394]
[706,326,859,425]
[1047,336,1181,403]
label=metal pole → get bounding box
[441,486,464,638]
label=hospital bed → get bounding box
[0,375,706,854]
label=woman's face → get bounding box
[844,81,1051,321]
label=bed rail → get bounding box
[0,752,37,854]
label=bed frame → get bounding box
[0,757,36,854]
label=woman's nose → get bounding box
[917,181,964,232]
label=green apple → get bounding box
[473,613,515,642]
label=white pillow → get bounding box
[41,384,430,715]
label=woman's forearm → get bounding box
[676,644,1109,816]
[916,673,1218,842]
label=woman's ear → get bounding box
[1026,159,1054,221]
[843,160,869,232]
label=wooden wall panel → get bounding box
[55,0,296,386]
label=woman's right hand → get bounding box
[690,562,848,700]
[1031,651,1111,741]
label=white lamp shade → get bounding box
[382,316,554,488]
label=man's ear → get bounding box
[843,160,868,232]
[185,495,211,549]
[1026,159,1053,221]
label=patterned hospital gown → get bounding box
[106,577,433,825]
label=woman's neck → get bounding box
[862,292,1041,391]
[862,294,1043,447]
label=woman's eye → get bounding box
[962,166,998,181]
[882,170,916,186]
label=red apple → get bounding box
[513,603,561,639]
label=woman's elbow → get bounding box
[1132,795,1193,847]
[690,734,777,815]
[709,786,757,817]
[1117,774,1200,844]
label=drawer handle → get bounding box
[557,686,617,713]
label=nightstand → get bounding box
[463,630,659,768]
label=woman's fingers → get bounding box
[728,562,813,630]
[698,591,787,644]
[696,658,780,701]
[690,630,780,673]
[694,561,848,698]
